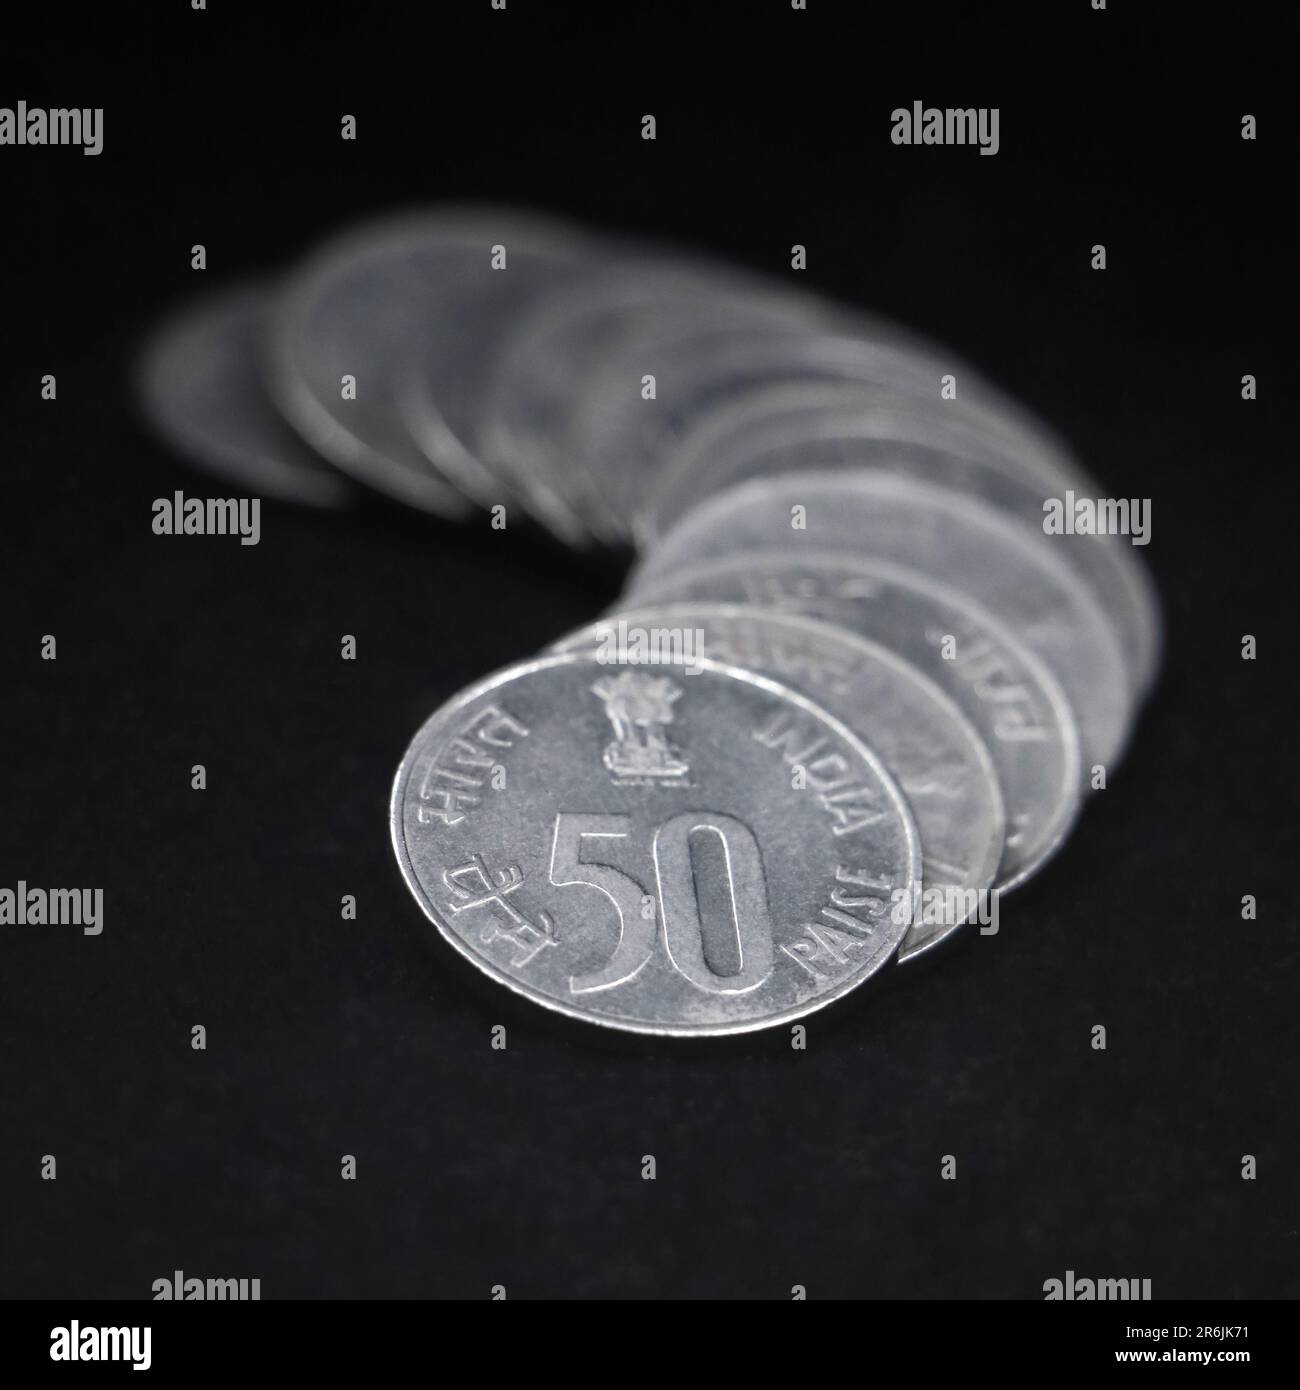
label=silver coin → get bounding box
[623,554,1083,892]
[639,381,1161,696]
[390,652,919,1034]
[267,207,592,526]
[573,324,1081,532]
[390,215,606,530]
[642,378,1089,538]
[135,282,353,508]
[551,605,1005,962]
[633,471,1134,771]
[479,261,870,544]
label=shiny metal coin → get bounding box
[642,378,1089,536]
[135,282,353,508]
[267,207,592,526]
[633,471,1134,771]
[639,381,1161,695]
[623,554,1083,892]
[478,261,849,546]
[573,324,1081,532]
[390,652,919,1034]
[391,216,605,531]
[551,605,1005,962]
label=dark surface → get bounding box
[1,2,1295,1299]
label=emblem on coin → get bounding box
[592,671,689,783]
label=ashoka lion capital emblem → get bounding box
[591,671,690,782]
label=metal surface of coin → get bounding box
[390,653,919,1034]
[574,326,1081,530]
[551,606,1004,961]
[136,283,353,508]
[268,208,592,524]
[633,471,1134,770]
[479,262,846,544]
[641,378,1089,534]
[391,221,606,526]
[623,555,1083,892]
[639,381,1160,695]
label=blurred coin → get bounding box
[390,214,607,532]
[574,325,1081,532]
[552,604,1005,961]
[479,261,860,544]
[135,282,353,508]
[390,652,919,1034]
[633,471,1134,770]
[642,378,1088,537]
[624,554,1083,892]
[268,207,594,528]
[639,381,1160,695]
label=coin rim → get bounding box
[629,468,1136,769]
[635,381,1160,695]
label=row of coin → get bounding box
[139,205,1159,1035]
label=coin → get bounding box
[390,652,920,1034]
[571,325,1082,533]
[640,378,1092,537]
[135,282,353,508]
[267,207,593,526]
[632,470,1134,770]
[391,215,606,529]
[478,260,846,545]
[551,605,1005,961]
[623,554,1083,892]
[638,380,1161,695]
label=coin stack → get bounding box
[138,206,1160,1036]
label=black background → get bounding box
[1,1,1296,1300]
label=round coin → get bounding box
[478,260,847,545]
[390,652,919,1034]
[572,325,1082,533]
[623,554,1083,892]
[638,381,1161,695]
[268,207,594,528]
[391,217,607,529]
[135,282,354,508]
[551,605,1005,961]
[632,470,1135,770]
